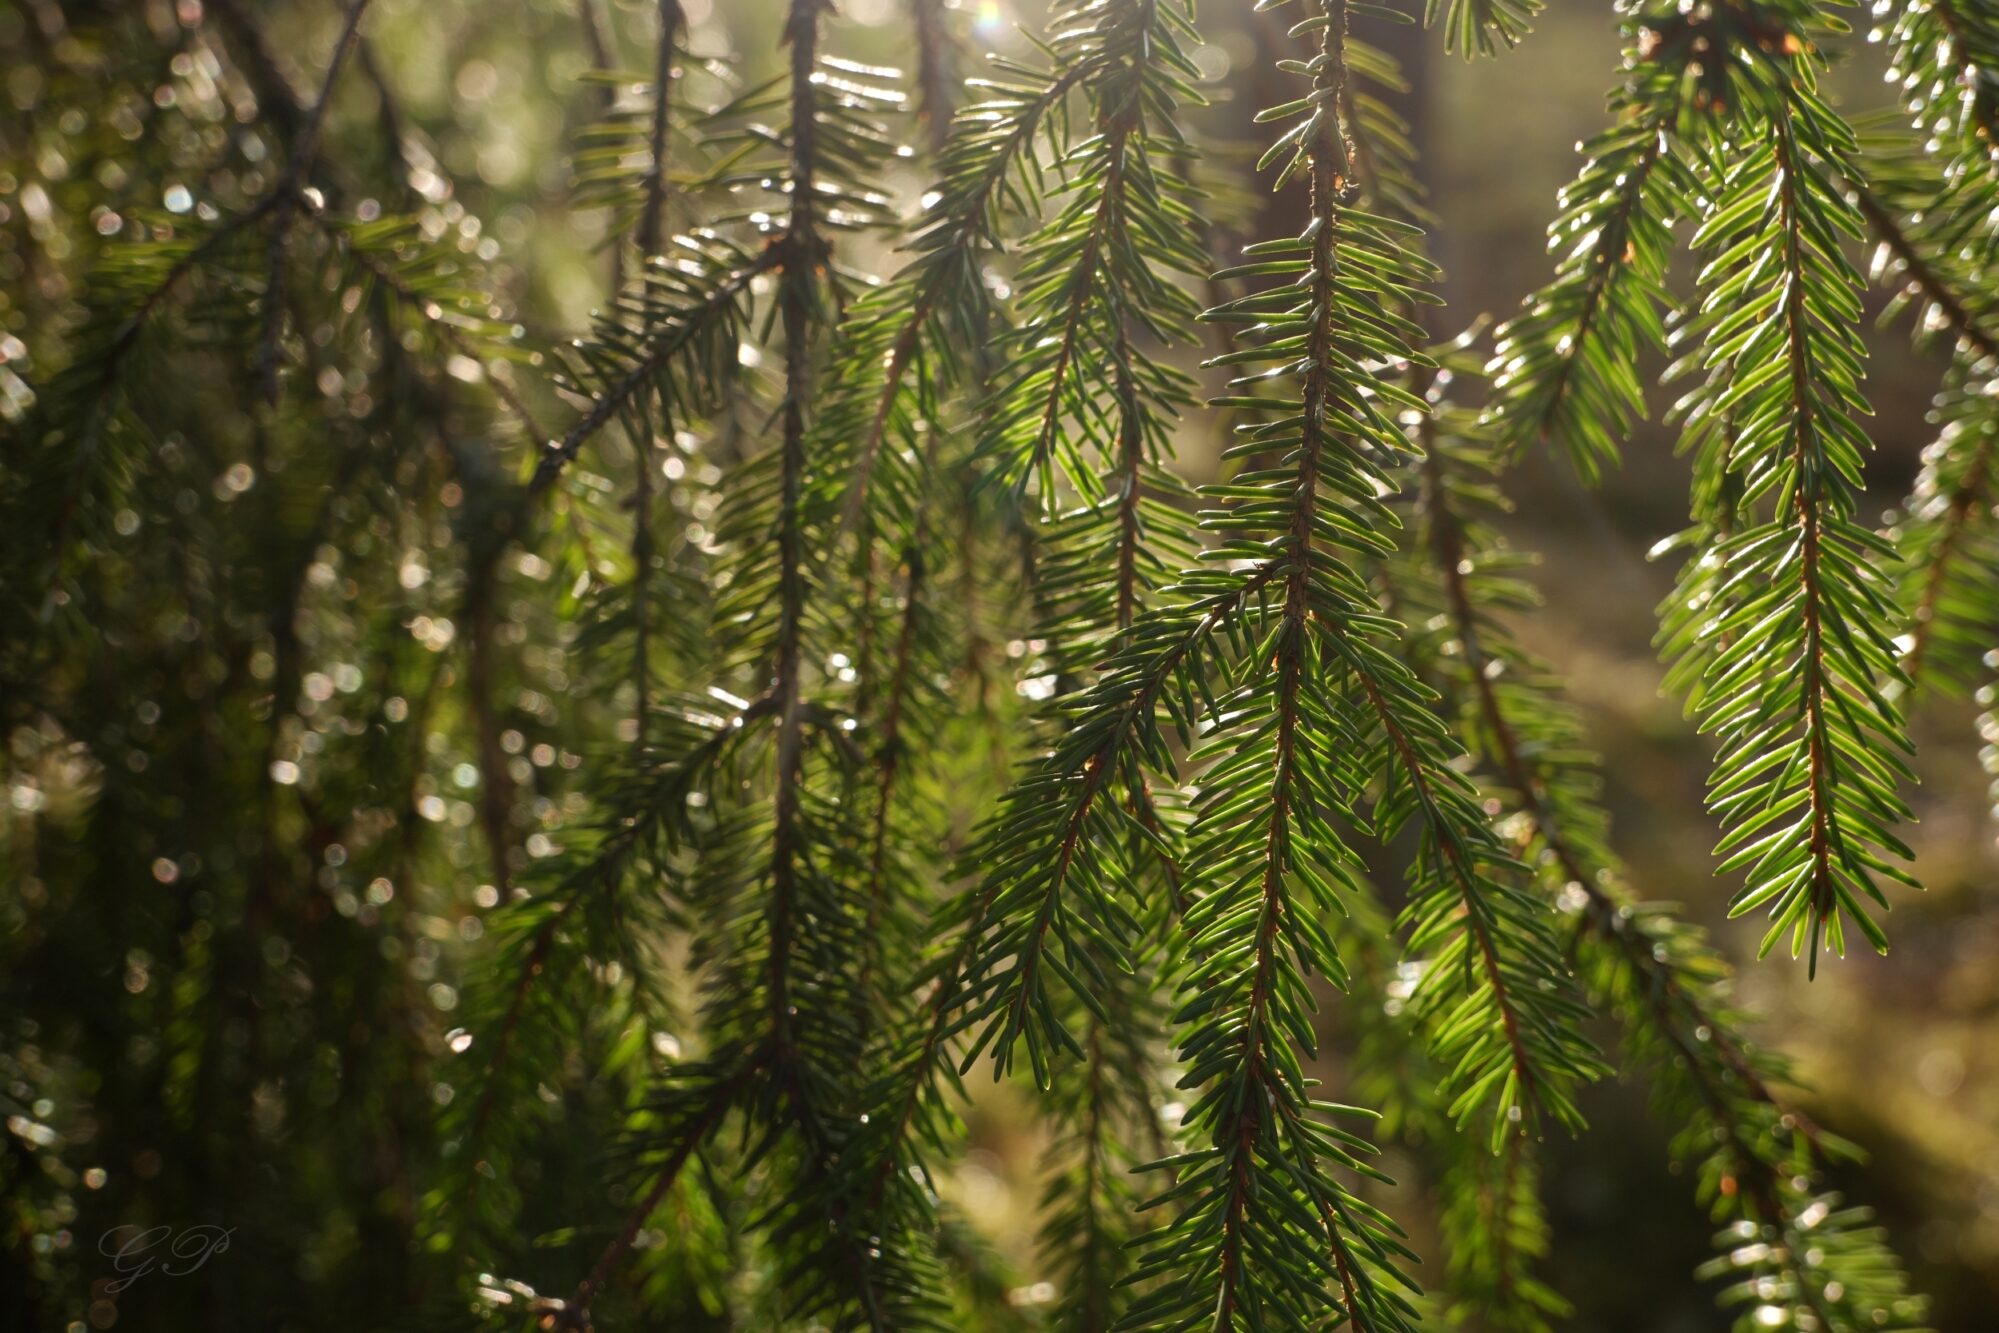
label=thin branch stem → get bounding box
[530,245,779,492]
[629,0,680,754]
[556,1071,746,1330]
[909,0,957,151]
[1849,172,1999,363]
[258,0,376,407]
[855,438,940,1034]
[576,0,624,295]
[1772,112,1842,974]
[205,0,307,140]
[765,0,828,1072]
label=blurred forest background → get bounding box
[2,0,1996,1329]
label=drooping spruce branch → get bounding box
[1484,52,1692,479]
[1334,36,1569,1328]
[816,13,1120,1054]
[12,0,398,612]
[1294,21,1606,1154]
[573,31,1182,1316]
[1387,348,1928,1331]
[533,238,776,492]
[1038,937,1170,1333]
[1862,122,1999,693]
[1493,2,1998,486]
[611,12,940,1328]
[437,702,752,1245]
[952,0,1209,1088]
[978,0,1207,509]
[782,19,1218,1316]
[680,4,895,1322]
[1653,3,1919,970]
[850,433,953,1031]
[820,24,1094,706]
[11,3,1989,1330]
[1113,3,1595,1325]
[445,10,921,1323]
[1862,19,1999,696]
[1337,881,1569,1331]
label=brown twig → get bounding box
[1850,173,1999,363]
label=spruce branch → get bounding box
[1655,8,1920,971]
[12,2,1984,1329]
[597,8,920,1324]
[1882,0,1999,166]
[552,1065,750,1332]
[977,0,1208,510]
[1124,1,1581,1323]
[1426,0,1543,58]
[1863,0,1999,736]
[1440,1139,1564,1331]
[961,568,1272,1086]
[762,0,833,1081]
[24,209,265,593]
[853,430,950,1031]
[1484,9,1699,480]
[1037,959,1167,1333]
[1893,367,1999,692]
[532,239,776,491]
[576,0,625,293]
[1847,172,1999,364]
[1393,350,1928,1332]
[447,702,764,1188]
[823,40,1097,701]
[1485,116,1678,479]
[917,54,1213,1266]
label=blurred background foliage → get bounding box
[0,0,1995,1330]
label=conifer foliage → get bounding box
[5,0,1994,1330]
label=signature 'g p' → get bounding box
[99,1223,234,1293]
